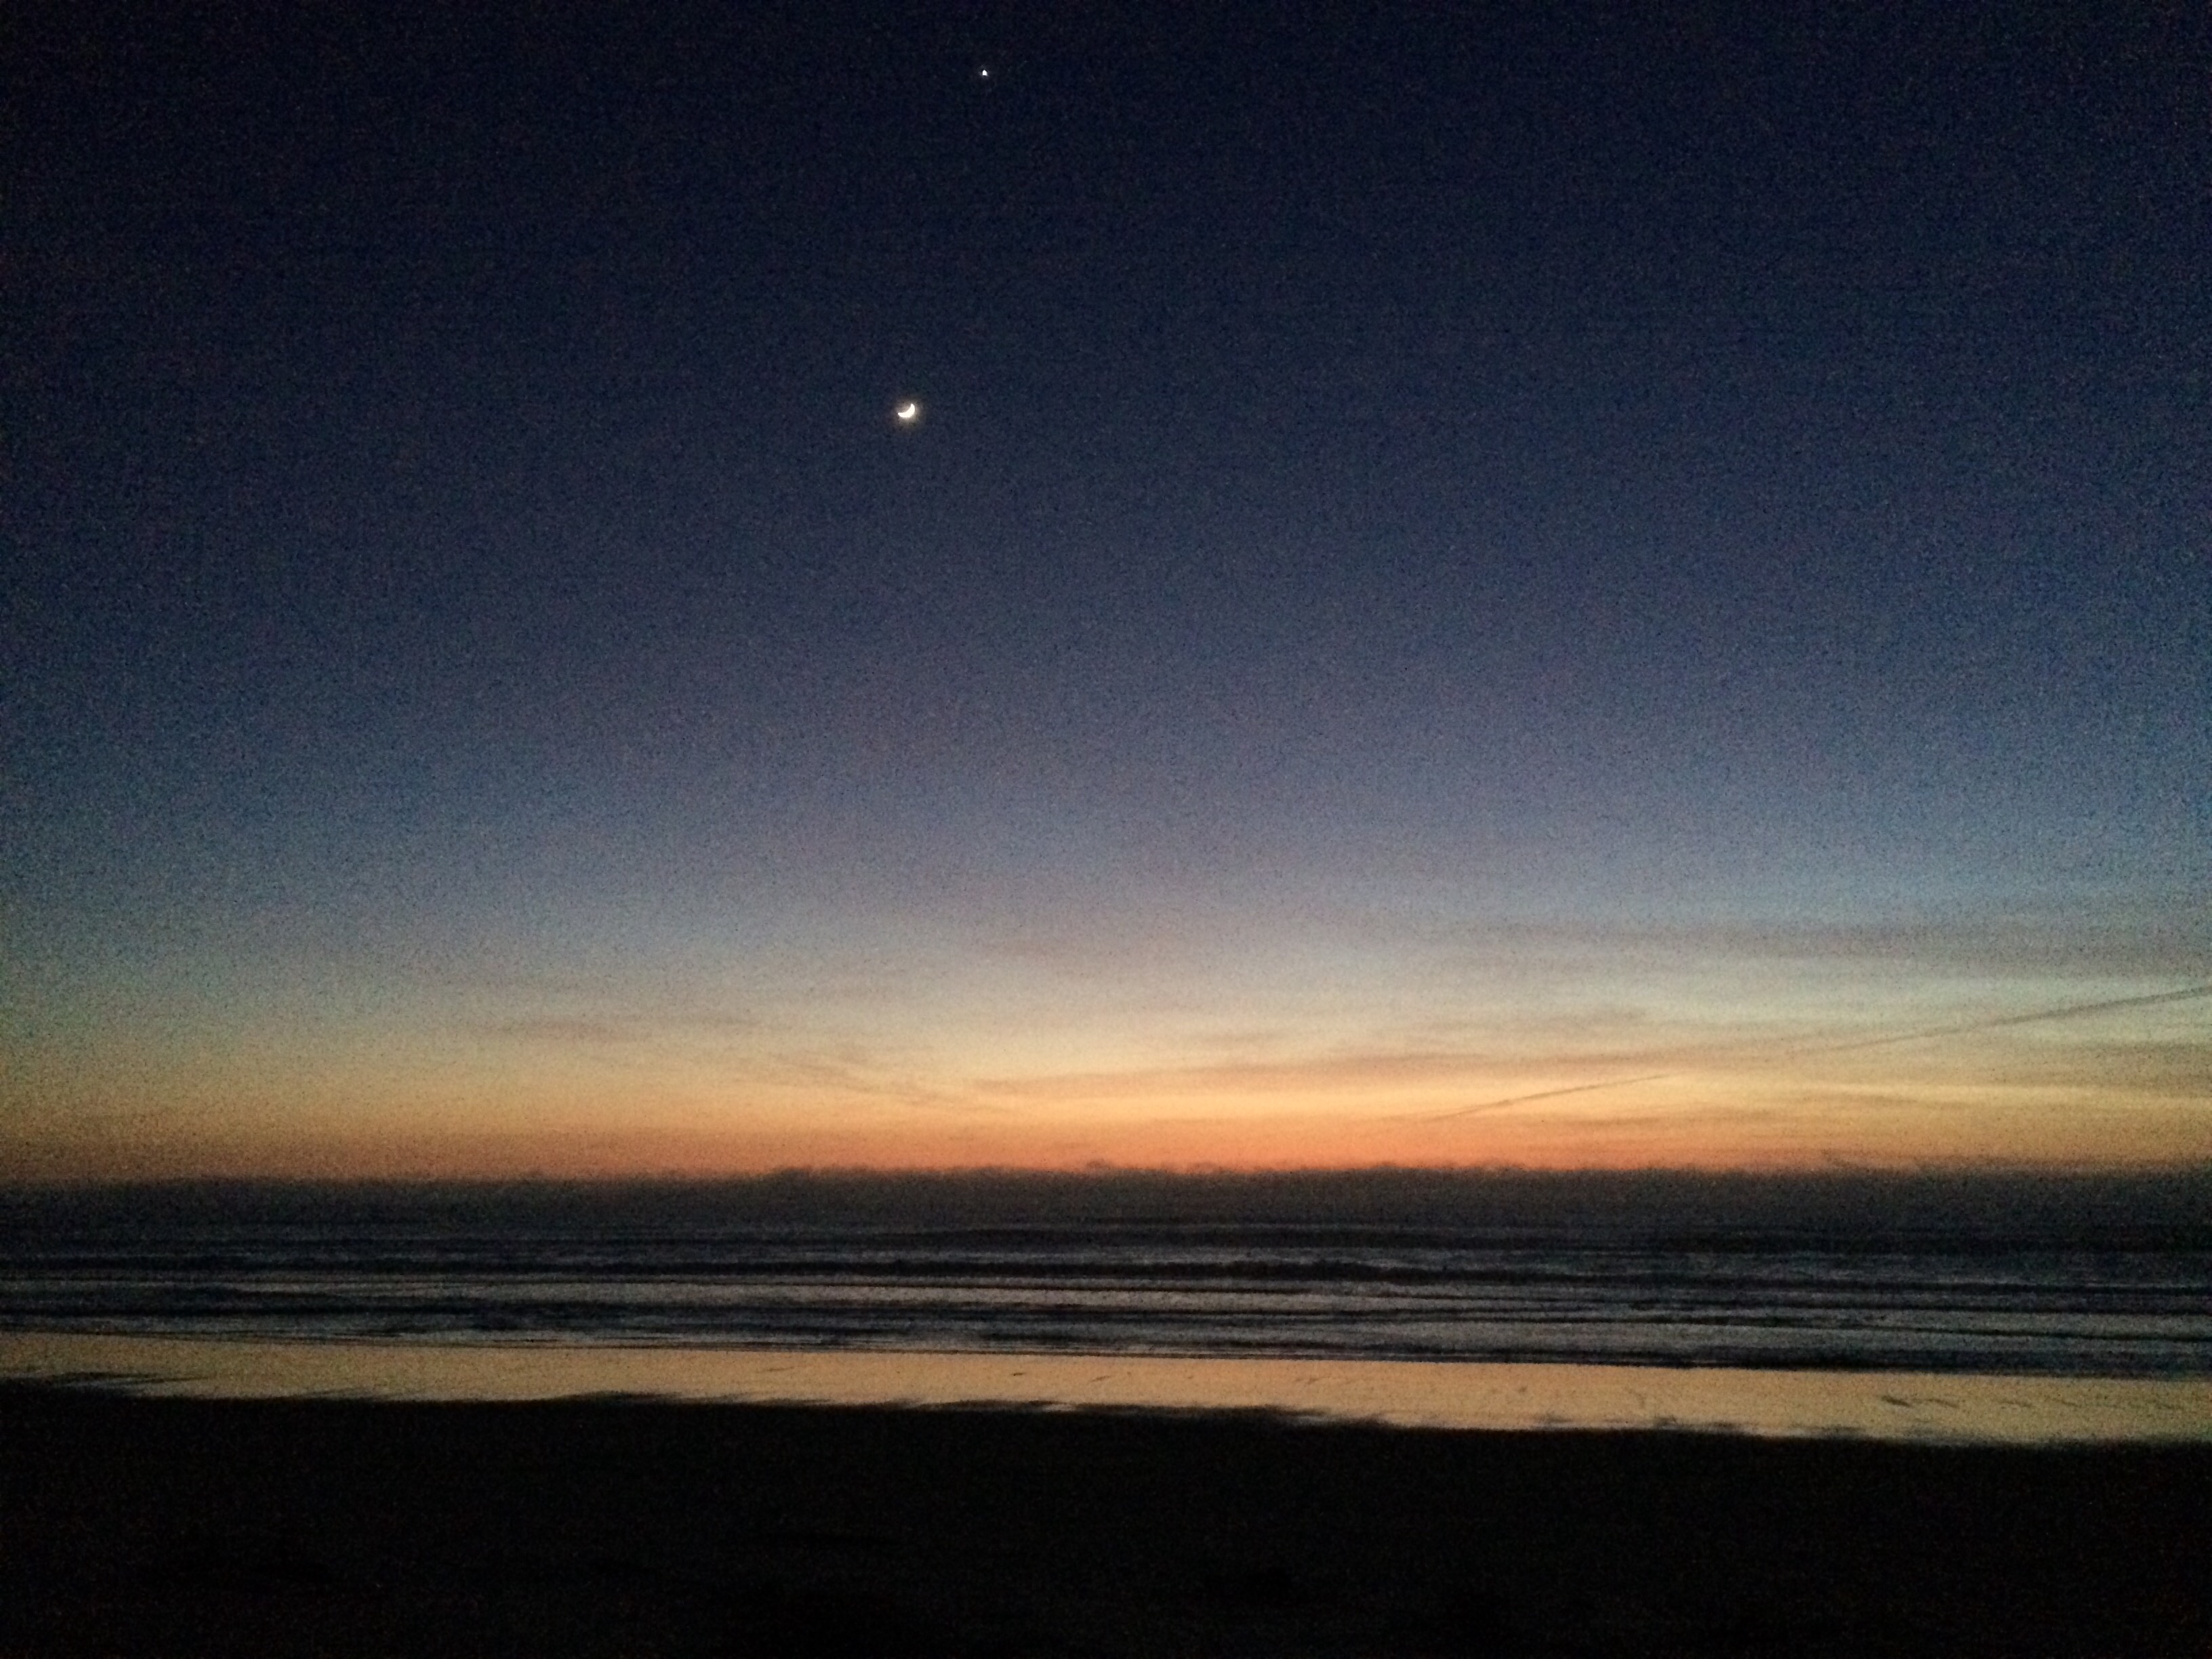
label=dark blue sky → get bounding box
[5,1,2207,1174]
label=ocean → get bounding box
[5,1171,2207,1378]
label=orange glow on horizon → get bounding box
[9,1089,2206,1184]
[9,903,2206,1183]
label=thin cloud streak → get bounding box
[1425,1075,1677,1122]
[1798,984,2212,1056]
[1420,984,2212,1124]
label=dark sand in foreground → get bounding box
[3,1387,2206,1656]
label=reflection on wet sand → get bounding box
[4,1331,2207,1443]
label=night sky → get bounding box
[5,1,2207,1176]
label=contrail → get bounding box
[1422,982,2212,1124]
[1796,982,2212,1056]
[1428,1073,1674,1122]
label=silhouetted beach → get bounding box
[3,1386,2206,1656]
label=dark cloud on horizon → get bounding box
[9,1165,2212,1237]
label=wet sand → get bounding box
[9,1332,2210,1442]
[2,1387,2207,1656]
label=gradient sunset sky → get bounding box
[5,2,2207,1178]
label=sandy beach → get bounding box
[3,1385,2207,1656]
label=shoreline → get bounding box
[4,1329,2209,1443]
[4,1385,2209,1656]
